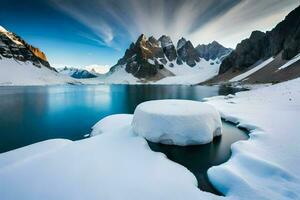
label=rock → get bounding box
[0,26,54,71]
[196,41,232,61]
[219,5,300,74]
[177,38,200,67]
[158,35,177,61]
[132,100,222,146]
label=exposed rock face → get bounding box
[196,41,232,62]
[219,5,300,74]
[177,38,200,67]
[158,35,177,61]
[0,26,54,70]
[112,34,209,79]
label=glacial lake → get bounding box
[0,84,248,194]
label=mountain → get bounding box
[0,26,78,85]
[196,41,232,62]
[59,67,98,79]
[0,26,54,70]
[208,5,300,84]
[107,34,231,84]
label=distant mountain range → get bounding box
[58,67,98,79]
[108,34,231,83]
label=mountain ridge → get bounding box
[109,34,231,81]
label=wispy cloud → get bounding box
[50,0,299,49]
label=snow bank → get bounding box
[91,114,133,136]
[132,100,222,145]
[230,57,274,82]
[0,115,217,200]
[205,78,300,199]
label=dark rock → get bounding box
[158,35,177,61]
[177,38,200,67]
[0,27,54,71]
[219,5,300,74]
[196,41,232,61]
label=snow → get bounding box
[1,78,300,199]
[0,26,8,33]
[132,100,222,145]
[0,26,23,46]
[103,65,140,84]
[205,77,300,199]
[230,57,274,82]
[147,59,155,65]
[91,114,133,136]
[0,115,217,200]
[277,53,300,71]
[0,58,80,86]
[104,59,220,85]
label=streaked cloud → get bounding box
[50,0,299,49]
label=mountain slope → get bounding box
[0,26,78,85]
[106,35,230,84]
[209,5,300,84]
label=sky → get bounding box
[0,0,299,69]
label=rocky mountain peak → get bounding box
[0,25,53,70]
[112,34,232,79]
[177,37,187,49]
[158,35,177,61]
[196,41,232,62]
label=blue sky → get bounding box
[0,0,299,69]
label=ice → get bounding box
[132,100,222,146]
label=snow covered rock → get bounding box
[91,114,133,136]
[132,100,222,146]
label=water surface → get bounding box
[0,84,247,194]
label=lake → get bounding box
[0,84,248,194]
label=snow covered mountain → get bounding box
[58,67,98,79]
[0,26,78,86]
[208,5,300,84]
[106,34,231,84]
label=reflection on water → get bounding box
[0,85,247,194]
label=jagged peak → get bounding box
[0,25,8,33]
[136,34,147,43]
[177,37,187,49]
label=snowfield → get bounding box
[132,100,222,146]
[205,77,300,199]
[0,58,80,86]
[0,78,300,199]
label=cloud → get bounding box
[50,0,299,49]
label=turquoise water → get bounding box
[0,84,248,194]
